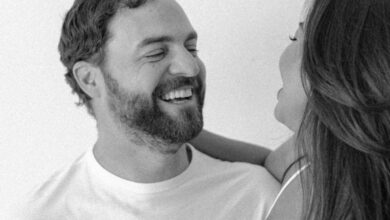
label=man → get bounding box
[12,0,279,219]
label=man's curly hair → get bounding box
[58,0,148,116]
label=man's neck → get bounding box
[93,130,190,183]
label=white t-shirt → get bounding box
[11,144,280,220]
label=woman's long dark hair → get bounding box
[297,0,390,219]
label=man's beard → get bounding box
[102,71,204,153]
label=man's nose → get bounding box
[168,49,200,77]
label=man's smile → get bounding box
[160,86,194,104]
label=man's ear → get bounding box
[72,61,101,99]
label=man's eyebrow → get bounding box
[137,36,173,49]
[137,31,198,49]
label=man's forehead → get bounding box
[114,0,188,25]
[108,0,195,47]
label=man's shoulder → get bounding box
[190,146,281,219]
[10,152,89,219]
[34,152,88,197]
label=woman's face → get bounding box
[274,24,307,132]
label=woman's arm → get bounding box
[190,130,299,182]
[190,130,271,165]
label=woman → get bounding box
[192,0,390,219]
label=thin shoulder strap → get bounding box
[265,164,310,219]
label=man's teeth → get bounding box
[162,89,192,101]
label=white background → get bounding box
[0,0,304,212]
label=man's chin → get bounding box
[126,95,203,145]
[157,105,203,144]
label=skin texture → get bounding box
[274,24,307,132]
[73,0,206,183]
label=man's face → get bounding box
[99,0,206,149]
